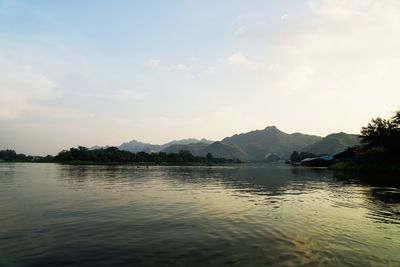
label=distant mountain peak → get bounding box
[93,127,353,161]
[264,125,278,130]
[263,125,285,135]
[264,125,285,133]
[118,137,213,153]
[199,138,214,144]
[220,126,322,160]
[126,139,140,144]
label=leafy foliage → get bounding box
[54,146,240,164]
[358,109,400,162]
[290,151,317,162]
[0,149,32,161]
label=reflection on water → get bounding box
[0,163,399,266]
[333,171,400,226]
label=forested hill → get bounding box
[220,126,322,160]
[1,127,361,163]
[301,132,360,155]
[160,126,322,161]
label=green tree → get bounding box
[358,108,400,161]
[0,149,30,161]
[299,151,317,159]
[290,151,300,162]
[52,146,238,164]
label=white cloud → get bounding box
[174,64,186,71]
[0,58,96,121]
[225,0,400,135]
[145,58,186,71]
[0,60,57,120]
[30,106,94,120]
[280,14,288,20]
[229,53,248,65]
[146,59,161,69]
[229,52,267,71]
[208,66,216,72]
[229,52,253,69]
[114,88,146,101]
[263,0,400,104]
[235,26,246,35]
[309,0,364,20]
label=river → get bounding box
[0,163,399,266]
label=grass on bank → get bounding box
[330,161,400,172]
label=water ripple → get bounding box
[0,163,399,266]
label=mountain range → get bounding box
[301,132,359,155]
[91,126,360,161]
[92,138,214,153]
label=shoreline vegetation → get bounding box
[288,109,400,173]
[0,147,241,166]
[330,161,400,173]
[330,109,400,173]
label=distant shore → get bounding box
[0,160,241,167]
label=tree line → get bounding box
[289,151,317,163]
[0,146,240,164]
[0,149,34,161]
[55,146,240,164]
[357,109,400,163]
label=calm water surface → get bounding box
[0,163,399,266]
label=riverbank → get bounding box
[330,161,400,173]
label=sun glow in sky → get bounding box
[1,0,400,155]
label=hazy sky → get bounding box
[1,0,400,155]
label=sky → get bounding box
[1,0,400,155]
